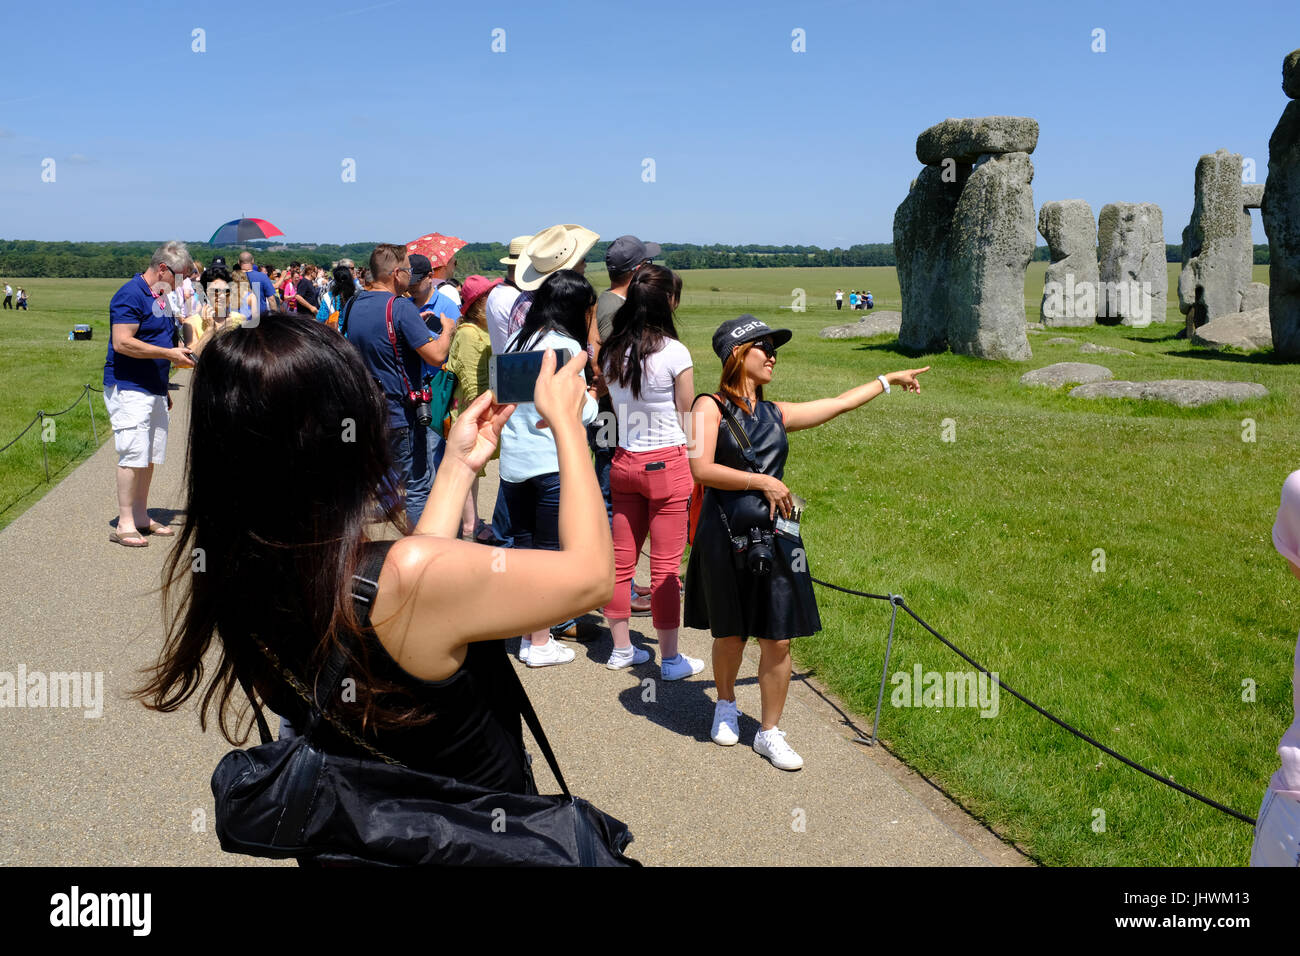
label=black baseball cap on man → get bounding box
[605,235,662,273]
[408,253,434,284]
[712,315,793,362]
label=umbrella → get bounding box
[208,217,284,245]
[406,232,466,268]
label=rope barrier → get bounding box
[0,384,103,490]
[810,575,1259,827]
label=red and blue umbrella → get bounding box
[208,217,284,245]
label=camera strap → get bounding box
[698,393,759,471]
[382,294,415,398]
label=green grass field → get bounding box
[1,266,1292,867]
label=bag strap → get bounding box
[383,294,416,397]
[695,392,759,470]
[501,658,572,799]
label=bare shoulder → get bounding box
[691,393,722,416]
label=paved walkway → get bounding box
[0,371,1027,866]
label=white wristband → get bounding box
[877,374,890,395]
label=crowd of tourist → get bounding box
[106,231,1296,867]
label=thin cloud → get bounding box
[67,154,92,164]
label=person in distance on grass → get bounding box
[103,240,196,548]
[132,316,613,813]
[1251,470,1300,866]
[685,315,929,770]
[2,282,11,309]
[15,288,27,310]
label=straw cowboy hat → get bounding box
[514,224,599,291]
[499,235,534,266]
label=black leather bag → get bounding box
[211,546,640,867]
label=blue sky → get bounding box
[0,0,1293,246]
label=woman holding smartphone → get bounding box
[686,315,929,770]
[133,315,611,801]
[500,269,601,667]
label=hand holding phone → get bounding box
[489,348,574,405]
[530,349,588,432]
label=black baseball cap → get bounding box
[711,315,793,362]
[408,254,434,284]
[605,235,661,273]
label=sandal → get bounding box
[143,521,174,537]
[109,531,149,548]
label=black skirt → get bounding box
[683,487,822,641]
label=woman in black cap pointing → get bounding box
[685,315,929,770]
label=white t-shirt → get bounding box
[486,284,522,354]
[604,338,693,452]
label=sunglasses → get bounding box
[752,338,777,357]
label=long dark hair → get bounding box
[508,269,595,358]
[131,316,422,744]
[601,265,681,400]
[330,266,356,307]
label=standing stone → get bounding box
[947,152,1035,360]
[1038,200,1098,327]
[1265,51,1300,357]
[894,163,968,352]
[1178,149,1254,331]
[1098,202,1167,327]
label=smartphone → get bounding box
[489,349,573,405]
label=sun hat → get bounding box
[460,275,504,313]
[711,315,793,362]
[515,224,600,291]
[499,235,534,266]
[605,235,661,272]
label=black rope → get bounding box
[44,386,88,418]
[811,576,1258,826]
[0,415,40,453]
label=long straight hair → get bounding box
[600,265,681,400]
[131,316,426,744]
[508,269,595,357]
[717,341,762,411]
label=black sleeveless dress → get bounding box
[267,540,530,794]
[683,398,822,640]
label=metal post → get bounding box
[857,594,902,746]
[38,413,49,482]
[86,386,97,443]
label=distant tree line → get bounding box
[0,238,1270,278]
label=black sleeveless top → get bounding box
[683,396,822,640]
[267,540,529,793]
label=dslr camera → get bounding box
[409,384,433,429]
[730,526,776,577]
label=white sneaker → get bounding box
[661,653,705,681]
[517,639,530,663]
[753,727,804,771]
[606,645,651,670]
[711,699,742,746]
[526,638,575,668]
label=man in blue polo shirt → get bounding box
[343,243,447,527]
[103,240,196,547]
[237,251,277,319]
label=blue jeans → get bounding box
[588,419,615,524]
[500,472,562,551]
[491,482,515,548]
[389,422,434,528]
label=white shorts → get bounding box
[1250,786,1300,866]
[103,385,168,468]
